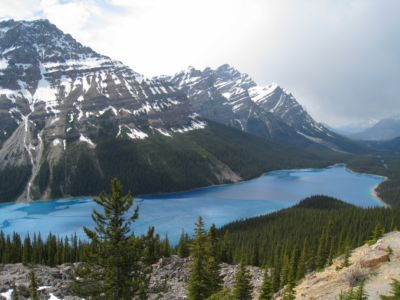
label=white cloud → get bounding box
[0,0,41,20]
[1,0,400,126]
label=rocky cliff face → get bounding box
[281,231,400,300]
[164,64,360,151]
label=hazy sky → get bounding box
[1,0,399,127]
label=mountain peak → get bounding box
[167,63,357,152]
[215,63,242,78]
[216,63,235,71]
[0,18,102,65]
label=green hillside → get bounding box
[33,121,339,200]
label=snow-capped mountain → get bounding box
[163,64,359,150]
[0,19,362,203]
[0,19,206,201]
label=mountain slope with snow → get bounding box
[164,64,362,152]
[0,19,333,202]
[0,19,216,201]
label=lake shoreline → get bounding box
[343,164,389,207]
[0,165,386,243]
[2,163,389,207]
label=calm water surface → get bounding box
[0,165,385,243]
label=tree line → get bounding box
[5,184,400,299]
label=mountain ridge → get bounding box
[349,116,400,141]
[0,19,212,201]
[0,19,358,202]
[161,64,364,153]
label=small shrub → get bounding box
[344,267,368,287]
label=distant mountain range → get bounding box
[348,117,400,141]
[0,19,361,202]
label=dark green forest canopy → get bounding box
[218,195,400,267]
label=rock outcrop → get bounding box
[0,256,263,300]
[283,231,400,300]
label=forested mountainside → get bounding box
[219,196,399,266]
[217,196,400,296]
[0,118,340,202]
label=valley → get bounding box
[0,15,399,300]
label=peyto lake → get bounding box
[0,165,385,243]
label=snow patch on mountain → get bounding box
[117,125,149,140]
[0,58,8,69]
[98,105,118,116]
[155,128,172,137]
[248,83,279,104]
[171,119,207,133]
[34,63,58,111]
[79,134,96,148]
[43,56,121,72]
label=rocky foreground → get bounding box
[1,232,399,299]
[280,231,400,300]
[0,256,263,300]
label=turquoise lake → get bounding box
[0,165,385,244]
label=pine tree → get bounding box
[315,220,333,270]
[327,237,335,266]
[286,248,297,288]
[220,231,232,263]
[143,226,159,264]
[177,231,190,258]
[380,279,400,299]
[252,241,260,266]
[232,262,253,300]
[368,223,385,245]
[272,261,281,292]
[341,244,351,269]
[296,240,308,281]
[73,178,149,300]
[28,269,39,300]
[161,234,171,257]
[188,217,211,300]
[207,224,223,295]
[280,254,289,288]
[22,235,31,265]
[283,285,296,300]
[259,269,274,300]
[63,235,70,263]
[354,281,368,300]
[283,249,297,300]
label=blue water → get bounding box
[0,165,385,244]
